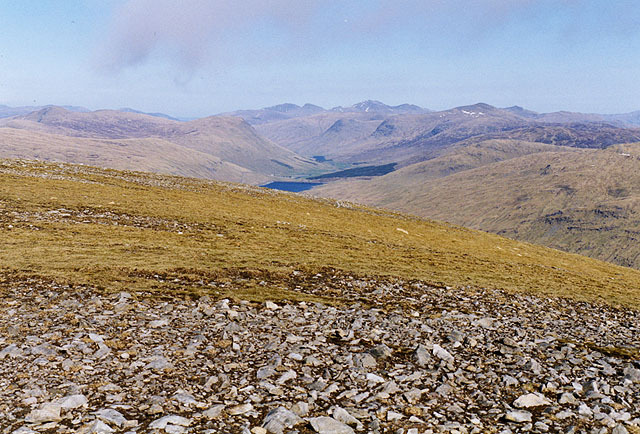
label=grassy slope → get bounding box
[314,139,575,206]
[0,127,263,183]
[0,108,319,183]
[316,142,640,269]
[1,159,640,310]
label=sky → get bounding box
[1,0,640,118]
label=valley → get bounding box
[2,101,640,433]
[4,100,640,272]
[0,106,328,185]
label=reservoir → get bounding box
[261,181,322,193]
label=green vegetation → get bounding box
[2,159,640,310]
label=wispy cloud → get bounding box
[96,0,325,72]
[97,0,635,75]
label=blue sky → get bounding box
[1,0,640,118]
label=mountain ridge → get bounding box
[0,106,322,184]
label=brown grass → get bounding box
[2,159,640,310]
[316,142,640,270]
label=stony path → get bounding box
[0,275,638,434]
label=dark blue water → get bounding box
[261,181,322,193]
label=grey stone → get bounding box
[11,428,38,434]
[228,403,254,415]
[432,344,454,362]
[624,367,640,383]
[277,370,297,384]
[414,345,430,367]
[145,356,172,370]
[291,401,310,417]
[387,411,403,421]
[513,393,552,408]
[366,373,385,383]
[54,394,87,409]
[95,408,127,427]
[473,317,495,329]
[203,404,225,419]
[368,344,392,359]
[265,301,279,310]
[261,406,303,434]
[171,390,198,406]
[0,344,23,359]
[80,420,115,434]
[559,392,576,404]
[612,424,629,434]
[555,410,575,420]
[257,366,276,379]
[578,403,593,416]
[309,417,355,434]
[332,406,360,427]
[354,353,377,368]
[149,415,192,429]
[505,410,532,423]
[25,403,62,423]
[149,319,170,328]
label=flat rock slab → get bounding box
[309,416,355,434]
[25,404,62,423]
[505,410,532,423]
[513,393,552,408]
[262,406,304,434]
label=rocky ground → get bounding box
[0,273,638,434]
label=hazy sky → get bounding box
[1,0,640,118]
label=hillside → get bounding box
[316,142,640,269]
[0,104,90,118]
[1,159,638,433]
[0,107,321,183]
[253,112,386,157]
[4,158,640,307]
[256,103,640,168]
[0,128,260,183]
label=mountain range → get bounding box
[0,106,324,184]
[223,100,430,125]
[253,102,640,168]
[4,100,640,270]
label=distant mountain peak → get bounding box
[265,103,301,113]
[302,103,324,110]
[25,105,70,121]
[41,105,69,114]
[456,103,496,112]
[503,105,542,119]
[352,100,389,112]
[118,107,181,121]
[330,100,429,114]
